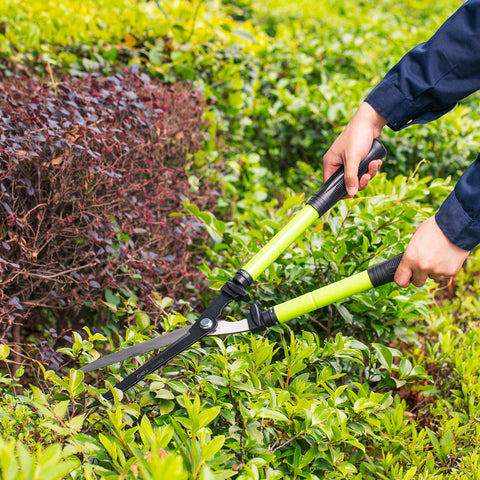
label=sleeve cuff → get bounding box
[365,80,416,131]
[435,190,480,251]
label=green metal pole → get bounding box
[239,141,387,284]
[241,205,319,281]
[273,270,373,323]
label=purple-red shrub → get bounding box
[0,70,214,335]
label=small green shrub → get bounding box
[0,436,80,480]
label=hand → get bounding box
[323,102,388,196]
[394,216,470,287]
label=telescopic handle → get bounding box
[239,140,387,282]
[267,252,403,324]
[307,139,387,216]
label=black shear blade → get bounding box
[89,318,217,406]
[80,326,191,373]
[82,318,252,375]
[86,291,241,407]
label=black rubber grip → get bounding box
[307,139,387,216]
[367,253,404,288]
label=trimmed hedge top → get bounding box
[0,69,213,329]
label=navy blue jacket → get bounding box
[365,0,480,250]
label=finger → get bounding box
[359,159,383,191]
[410,270,428,288]
[344,158,360,197]
[430,273,447,283]
[368,159,382,177]
[359,173,371,191]
[394,260,413,288]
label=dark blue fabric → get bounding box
[365,0,480,250]
[366,0,480,131]
[436,156,480,250]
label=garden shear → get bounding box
[82,140,403,406]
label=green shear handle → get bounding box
[270,253,403,324]
[241,139,387,281]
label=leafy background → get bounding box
[1,0,480,478]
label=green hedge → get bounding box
[2,0,480,181]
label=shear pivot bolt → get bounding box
[199,318,213,330]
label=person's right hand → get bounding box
[323,102,388,196]
[394,216,470,287]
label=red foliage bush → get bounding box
[0,69,214,335]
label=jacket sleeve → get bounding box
[435,156,480,251]
[365,0,480,251]
[366,0,480,131]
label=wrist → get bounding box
[358,101,388,136]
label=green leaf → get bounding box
[300,448,318,468]
[53,400,70,419]
[337,304,354,324]
[440,429,454,448]
[205,375,228,387]
[404,467,417,480]
[353,397,380,412]
[99,433,118,462]
[104,289,121,307]
[202,435,225,461]
[258,408,289,423]
[425,427,439,449]
[154,389,175,400]
[16,442,33,479]
[409,365,429,379]
[69,369,85,396]
[198,406,221,430]
[135,312,151,330]
[398,357,413,377]
[231,30,257,43]
[288,97,306,112]
[337,461,357,475]
[67,414,86,434]
[372,343,393,370]
[36,444,76,479]
[158,424,174,449]
[0,344,10,360]
[158,400,175,415]
[228,91,243,109]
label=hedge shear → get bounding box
[82,140,403,406]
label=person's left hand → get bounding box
[323,102,387,197]
[394,216,470,287]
